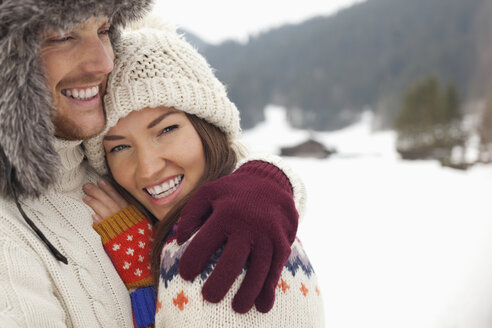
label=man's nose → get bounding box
[80,38,114,75]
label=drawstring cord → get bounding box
[0,145,68,264]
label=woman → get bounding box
[83,19,324,327]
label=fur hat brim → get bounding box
[0,0,153,199]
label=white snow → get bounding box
[242,105,492,328]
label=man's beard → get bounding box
[53,114,104,141]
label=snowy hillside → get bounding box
[242,106,492,328]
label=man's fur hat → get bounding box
[0,0,153,199]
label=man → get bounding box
[0,0,305,326]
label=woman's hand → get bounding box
[82,179,129,223]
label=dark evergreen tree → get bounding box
[394,76,465,164]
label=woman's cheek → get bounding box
[108,157,126,184]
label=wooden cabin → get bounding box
[280,138,335,159]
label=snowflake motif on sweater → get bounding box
[160,223,314,286]
[160,224,226,288]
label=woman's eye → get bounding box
[158,125,178,136]
[109,145,129,153]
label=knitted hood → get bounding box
[0,0,153,200]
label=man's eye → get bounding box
[109,145,128,153]
[51,35,73,42]
[158,125,178,136]
[99,28,111,36]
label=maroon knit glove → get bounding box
[177,161,298,314]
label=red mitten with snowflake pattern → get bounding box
[93,205,154,289]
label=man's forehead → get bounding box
[42,15,110,36]
[77,15,110,29]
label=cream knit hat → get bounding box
[85,17,242,175]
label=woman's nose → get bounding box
[136,147,166,181]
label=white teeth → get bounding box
[146,175,183,198]
[153,184,163,195]
[64,85,99,100]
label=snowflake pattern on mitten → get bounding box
[94,205,154,289]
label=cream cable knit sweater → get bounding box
[0,139,133,327]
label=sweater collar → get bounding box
[53,138,86,192]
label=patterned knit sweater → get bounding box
[96,207,325,328]
[0,139,134,327]
[156,224,325,327]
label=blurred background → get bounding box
[153,0,492,327]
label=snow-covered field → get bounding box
[242,106,492,328]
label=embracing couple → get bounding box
[0,1,324,327]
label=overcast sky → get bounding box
[152,0,365,44]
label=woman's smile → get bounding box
[144,174,184,206]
